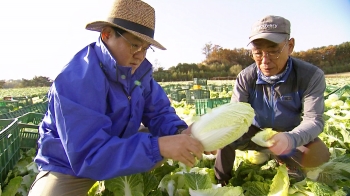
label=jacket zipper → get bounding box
[270,85,275,127]
[118,67,153,102]
[99,62,152,101]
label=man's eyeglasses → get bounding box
[116,31,154,55]
[251,41,288,60]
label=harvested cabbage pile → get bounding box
[191,102,255,151]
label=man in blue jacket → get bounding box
[28,0,204,195]
[214,15,330,185]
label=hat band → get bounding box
[107,18,154,38]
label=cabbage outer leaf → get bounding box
[191,102,255,151]
[268,164,290,196]
[251,128,278,147]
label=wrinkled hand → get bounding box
[180,126,216,156]
[180,123,196,135]
[158,134,204,167]
[268,132,292,155]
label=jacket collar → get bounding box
[256,57,293,85]
[93,37,153,83]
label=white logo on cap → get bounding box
[254,24,278,31]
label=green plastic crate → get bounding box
[18,112,44,151]
[0,101,48,119]
[214,86,224,92]
[170,90,187,102]
[193,78,207,86]
[324,85,350,99]
[18,124,39,151]
[181,85,190,90]
[4,96,33,107]
[208,84,215,91]
[18,112,44,125]
[0,100,19,113]
[0,119,20,186]
[200,85,208,90]
[0,106,9,114]
[0,109,26,119]
[325,85,340,94]
[32,101,48,114]
[186,90,210,104]
[195,98,231,116]
[228,85,234,91]
[162,86,171,95]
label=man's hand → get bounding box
[158,134,204,167]
[180,125,216,155]
[268,132,292,155]
[180,124,192,135]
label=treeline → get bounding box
[1,76,52,89]
[153,41,350,82]
[1,42,349,88]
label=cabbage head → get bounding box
[191,102,255,151]
[246,150,270,165]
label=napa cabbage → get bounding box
[158,173,185,196]
[268,164,290,196]
[189,186,244,196]
[191,102,255,151]
[246,150,270,165]
[325,109,350,121]
[251,128,278,147]
[306,154,350,183]
[104,174,144,196]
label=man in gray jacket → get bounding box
[214,15,330,185]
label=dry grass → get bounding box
[325,72,350,78]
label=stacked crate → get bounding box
[195,97,231,116]
[0,101,47,186]
[193,78,207,85]
[18,112,44,151]
[170,89,187,102]
[0,118,21,185]
[3,96,33,107]
[184,78,210,104]
[0,100,19,113]
[186,89,210,104]
[0,101,48,119]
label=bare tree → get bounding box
[153,59,164,72]
[202,42,213,59]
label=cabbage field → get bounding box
[0,77,350,196]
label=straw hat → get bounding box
[86,0,166,50]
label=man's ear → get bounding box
[288,38,295,54]
[101,26,113,41]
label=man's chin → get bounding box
[262,70,275,77]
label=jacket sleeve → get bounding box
[287,68,326,147]
[43,69,164,180]
[141,78,188,136]
[232,69,251,103]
